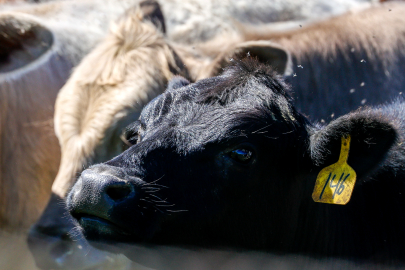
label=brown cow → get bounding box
[0,12,61,232]
[0,17,60,267]
[0,11,74,270]
[206,2,405,120]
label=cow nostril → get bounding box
[106,184,133,202]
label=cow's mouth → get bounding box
[72,213,152,254]
[72,213,131,241]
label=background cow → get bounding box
[0,0,130,233]
[204,2,405,120]
[68,58,405,268]
[154,0,375,44]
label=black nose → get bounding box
[68,164,138,220]
[105,181,133,202]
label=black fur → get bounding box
[67,58,405,264]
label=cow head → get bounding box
[67,58,397,263]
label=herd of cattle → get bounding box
[1,0,405,269]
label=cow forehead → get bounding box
[140,80,290,127]
[141,99,262,145]
[134,59,304,153]
[135,97,298,159]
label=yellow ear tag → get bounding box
[312,136,357,205]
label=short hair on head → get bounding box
[196,57,292,106]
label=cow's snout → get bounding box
[68,164,142,241]
[69,164,137,211]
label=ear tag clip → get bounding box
[312,136,357,205]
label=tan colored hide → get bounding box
[0,13,61,231]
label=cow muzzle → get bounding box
[68,164,142,245]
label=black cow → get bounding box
[67,58,405,266]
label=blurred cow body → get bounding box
[0,4,94,233]
[159,0,374,44]
[205,2,405,121]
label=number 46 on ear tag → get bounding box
[312,136,357,205]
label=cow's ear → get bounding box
[166,76,190,92]
[309,111,398,180]
[207,40,292,77]
[0,14,53,73]
[140,0,166,33]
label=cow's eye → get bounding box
[121,130,139,148]
[229,149,253,164]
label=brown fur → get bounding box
[197,2,405,79]
[242,2,404,67]
[0,13,62,231]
